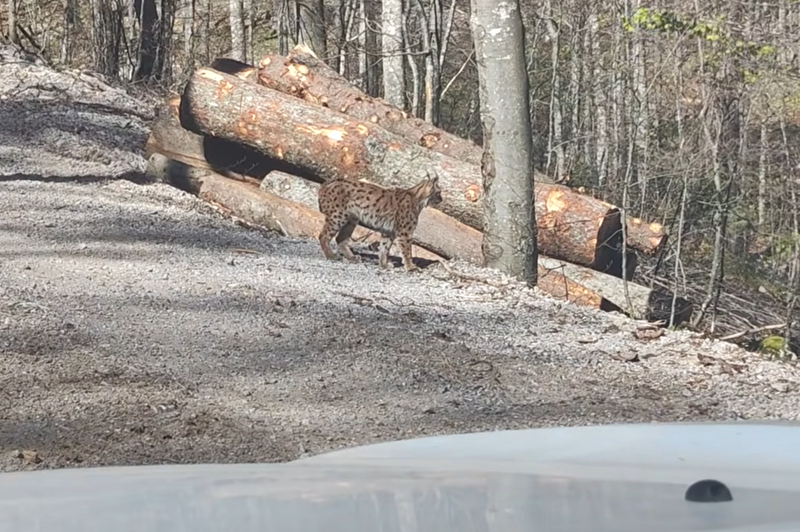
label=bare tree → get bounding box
[91,0,124,79]
[7,0,18,44]
[228,0,245,61]
[274,0,290,55]
[243,0,253,61]
[60,0,76,63]
[131,0,158,80]
[543,0,564,180]
[362,0,380,96]
[470,0,537,285]
[382,0,405,108]
[296,0,327,58]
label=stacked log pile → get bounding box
[145,46,693,326]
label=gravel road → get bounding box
[1,178,799,472]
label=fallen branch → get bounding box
[717,323,789,342]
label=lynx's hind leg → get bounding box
[396,235,417,271]
[378,235,395,269]
[335,219,360,262]
[319,215,347,260]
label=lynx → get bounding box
[317,173,443,271]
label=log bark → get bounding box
[146,93,310,184]
[255,46,666,256]
[260,168,693,322]
[256,45,521,176]
[179,67,644,274]
[145,153,443,264]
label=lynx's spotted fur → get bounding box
[317,174,443,271]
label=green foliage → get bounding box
[784,89,800,113]
[759,335,796,362]
[622,7,693,33]
[761,335,785,353]
[622,7,721,40]
[621,6,779,79]
[770,232,800,264]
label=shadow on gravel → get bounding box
[0,178,713,471]
[0,278,710,470]
[0,186,441,270]
[0,408,295,470]
[0,100,149,158]
[0,361,708,471]
[0,206,272,257]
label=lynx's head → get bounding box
[413,171,443,208]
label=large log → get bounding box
[179,67,645,276]
[260,169,693,323]
[255,46,666,258]
[145,153,443,264]
[146,58,317,184]
[257,46,546,181]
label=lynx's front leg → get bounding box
[335,220,360,262]
[378,235,395,269]
[396,235,418,271]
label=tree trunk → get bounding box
[182,0,194,59]
[274,0,290,55]
[419,0,438,124]
[258,45,552,179]
[61,0,75,63]
[567,21,582,170]
[228,0,246,61]
[92,0,123,79]
[357,0,368,91]
[470,0,536,284]
[180,67,665,272]
[403,0,421,117]
[544,0,565,181]
[149,83,301,183]
[758,119,767,227]
[364,0,381,96]
[631,0,649,207]
[7,0,17,44]
[590,12,608,187]
[243,0,253,62]
[381,0,405,108]
[295,0,327,58]
[334,0,357,75]
[155,0,176,83]
[132,0,159,81]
